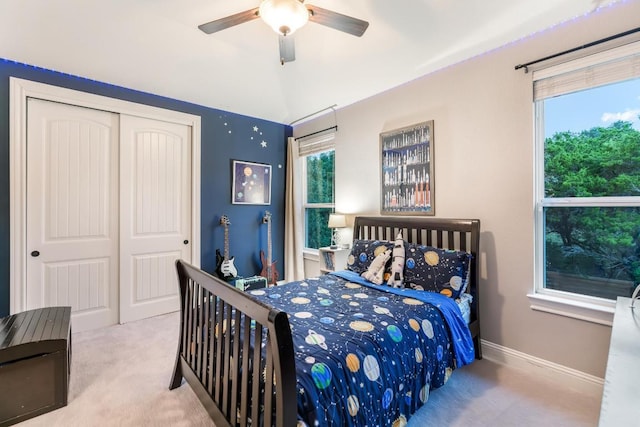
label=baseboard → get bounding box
[480,339,604,399]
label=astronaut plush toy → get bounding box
[361,249,391,285]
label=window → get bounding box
[303,150,335,249]
[299,132,336,250]
[533,41,640,318]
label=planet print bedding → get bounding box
[247,270,475,426]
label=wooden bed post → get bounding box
[169,260,188,390]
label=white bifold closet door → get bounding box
[26,99,191,332]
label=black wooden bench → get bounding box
[0,307,72,426]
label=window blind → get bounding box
[533,40,640,101]
[298,131,335,157]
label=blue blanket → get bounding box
[248,272,476,426]
[332,270,475,367]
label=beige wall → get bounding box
[293,1,640,378]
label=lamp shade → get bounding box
[328,213,347,229]
[259,0,309,36]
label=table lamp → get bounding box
[327,213,346,249]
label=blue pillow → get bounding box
[403,244,472,299]
[346,239,394,275]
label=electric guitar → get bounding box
[259,211,278,285]
[215,215,237,280]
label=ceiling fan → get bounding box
[198,0,369,64]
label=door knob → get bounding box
[31,250,40,257]
[183,240,189,245]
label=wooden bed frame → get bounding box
[169,216,481,427]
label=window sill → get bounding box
[303,249,319,262]
[528,293,615,326]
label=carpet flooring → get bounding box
[15,312,600,427]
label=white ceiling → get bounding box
[0,0,617,124]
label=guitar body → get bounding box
[215,249,224,278]
[216,249,237,280]
[259,249,278,285]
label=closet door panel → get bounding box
[26,99,119,332]
[119,115,192,323]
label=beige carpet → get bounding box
[15,312,600,427]
[406,353,600,427]
[17,311,213,427]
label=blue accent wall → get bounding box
[0,59,291,317]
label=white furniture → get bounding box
[318,247,349,274]
[598,296,640,426]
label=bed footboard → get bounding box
[169,260,297,427]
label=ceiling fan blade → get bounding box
[198,7,260,34]
[279,35,296,64]
[306,5,369,37]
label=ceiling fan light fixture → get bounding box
[259,0,309,36]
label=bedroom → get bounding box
[1,0,639,425]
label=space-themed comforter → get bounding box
[247,270,475,426]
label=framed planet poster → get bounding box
[232,160,272,205]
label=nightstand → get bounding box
[319,247,349,274]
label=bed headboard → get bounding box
[352,216,482,358]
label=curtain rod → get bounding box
[514,26,640,73]
[295,125,338,141]
[289,104,338,126]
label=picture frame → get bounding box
[380,120,435,215]
[232,160,272,205]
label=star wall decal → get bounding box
[253,126,259,132]
[261,140,267,148]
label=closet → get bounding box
[11,78,200,332]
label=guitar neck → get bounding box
[267,221,272,266]
[224,225,229,261]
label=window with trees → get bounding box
[533,42,640,313]
[303,150,335,249]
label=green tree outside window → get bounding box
[305,151,334,249]
[544,120,640,299]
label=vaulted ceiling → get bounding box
[0,0,618,124]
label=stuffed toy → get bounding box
[387,232,405,288]
[361,249,391,285]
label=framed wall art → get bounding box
[232,160,272,205]
[380,120,435,215]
